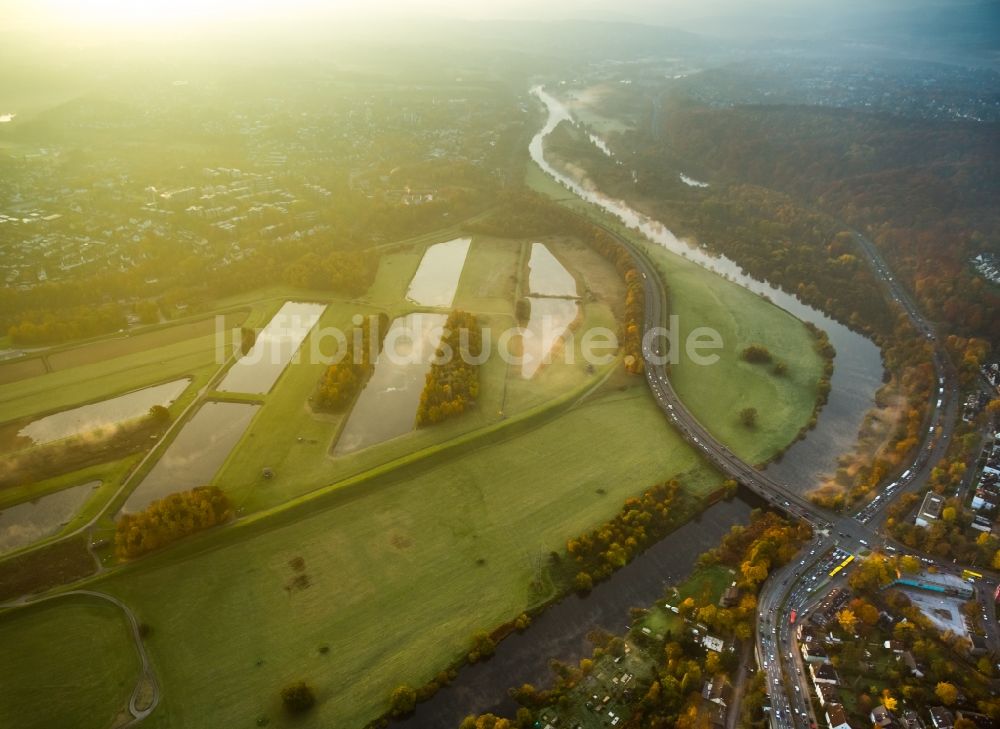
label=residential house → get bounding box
[871,705,894,728]
[826,703,852,729]
[928,707,954,729]
[809,662,840,686]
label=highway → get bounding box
[591,218,999,729]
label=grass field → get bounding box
[0,594,140,729]
[0,332,224,422]
[0,199,826,729]
[646,242,823,466]
[0,356,46,385]
[94,388,712,729]
[452,236,521,315]
[366,244,424,308]
[45,313,247,372]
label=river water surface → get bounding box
[394,496,753,727]
[530,86,884,492]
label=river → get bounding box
[529,85,884,492]
[394,495,754,727]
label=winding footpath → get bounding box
[7,589,160,724]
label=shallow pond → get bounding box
[217,301,326,395]
[405,238,471,307]
[520,298,580,379]
[527,242,577,298]
[0,481,97,554]
[121,402,259,514]
[333,313,449,455]
[14,379,189,449]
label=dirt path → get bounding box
[1,589,159,724]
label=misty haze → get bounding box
[0,2,999,729]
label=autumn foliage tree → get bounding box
[565,481,681,584]
[415,310,482,426]
[115,486,232,559]
[314,313,388,411]
[8,302,126,345]
[741,344,773,364]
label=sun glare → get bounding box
[33,0,333,30]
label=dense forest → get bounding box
[544,121,893,338]
[647,99,1000,345]
[3,244,382,346]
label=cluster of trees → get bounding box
[1,405,171,488]
[700,510,811,593]
[806,322,836,404]
[313,314,387,412]
[566,481,682,591]
[115,486,232,559]
[590,230,646,374]
[133,300,160,324]
[2,247,378,346]
[282,249,378,296]
[880,418,1000,565]
[415,310,482,426]
[888,499,1000,567]
[387,667,459,718]
[740,344,772,364]
[548,120,895,340]
[239,326,257,356]
[514,297,531,325]
[945,334,992,387]
[739,407,758,428]
[7,302,126,345]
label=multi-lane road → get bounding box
[593,218,998,728]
